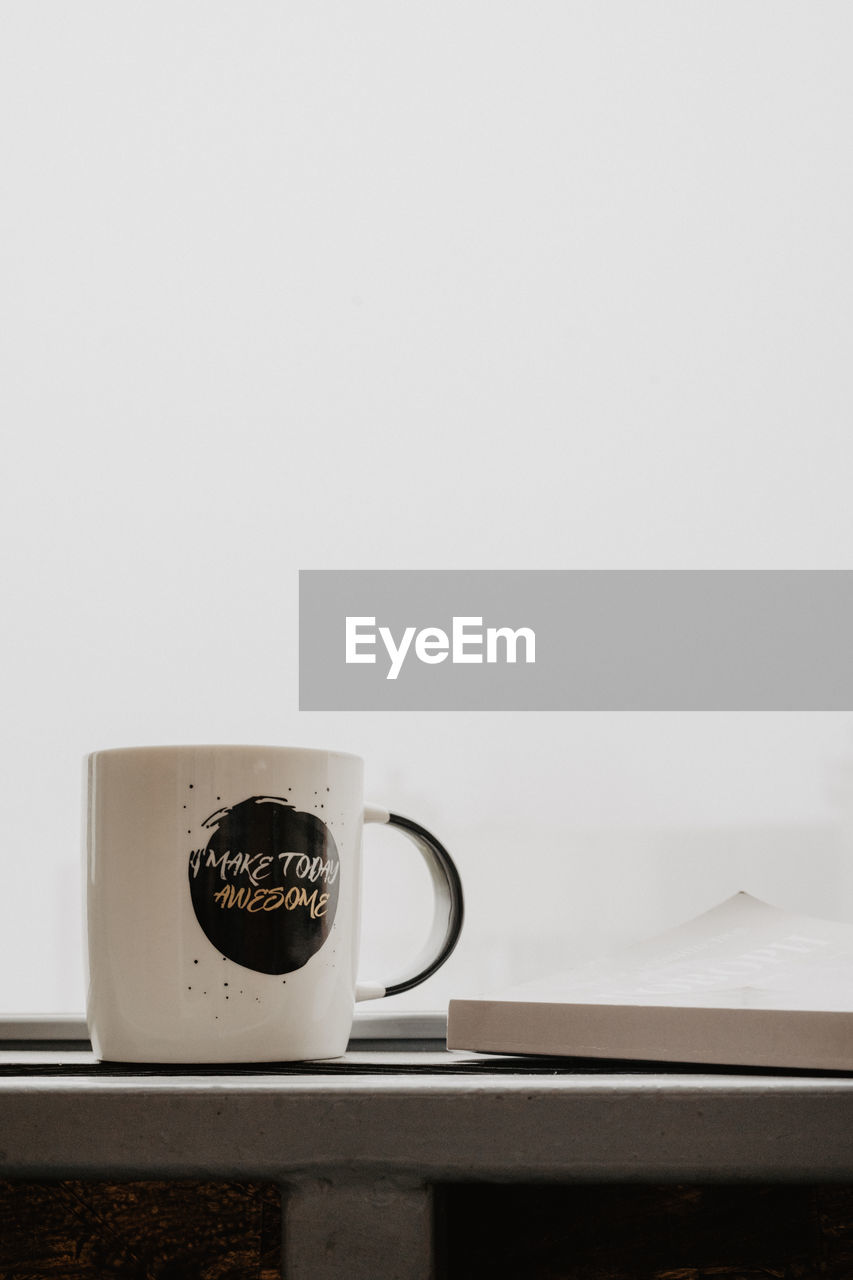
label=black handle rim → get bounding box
[383,813,465,998]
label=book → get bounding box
[447,892,853,1070]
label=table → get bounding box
[4,1036,853,1278]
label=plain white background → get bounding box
[2,3,853,1013]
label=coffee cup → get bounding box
[84,744,463,1062]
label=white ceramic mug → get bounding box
[84,745,463,1062]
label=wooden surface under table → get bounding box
[4,1038,853,1279]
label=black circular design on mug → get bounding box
[188,795,340,974]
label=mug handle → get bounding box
[355,806,464,1001]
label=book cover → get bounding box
[447,893,853,1069]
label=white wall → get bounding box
[2,2,853,1012]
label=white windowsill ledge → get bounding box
[0,1009,447,1043]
